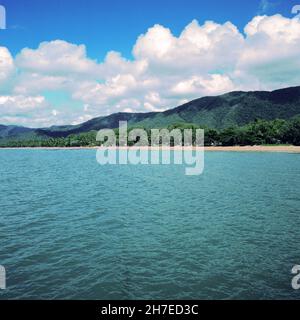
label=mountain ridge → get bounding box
[1,85,300,141]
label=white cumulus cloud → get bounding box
[0,14,300,127]
[0,47,15,86]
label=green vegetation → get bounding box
[1,117,300,147]
[1,86,300,147]
[1,86,300,143]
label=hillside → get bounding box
[1,85,300,141]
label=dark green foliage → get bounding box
[1,117,300,147]
[1,86,300,142]
[282,117,300,146]
[1,86,300,147]
[219,127,239,146]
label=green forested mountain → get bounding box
[1,85,300,143]
[0,125,32,138]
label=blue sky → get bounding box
[0,0,300,127]
[1,0,296,59]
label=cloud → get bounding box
[15,40,99,76]
[0,95,47,114]
[133,20,244,75]
[0,47,15,86]
[0,14,300,127]
[171,75,235,97]
[237,14,300,87]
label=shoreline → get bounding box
[205,145,300,153]
[1,145,300,153]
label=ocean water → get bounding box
[0,149,300,300]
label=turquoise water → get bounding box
[0,149,300,300]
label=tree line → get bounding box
[1,117,300,147]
